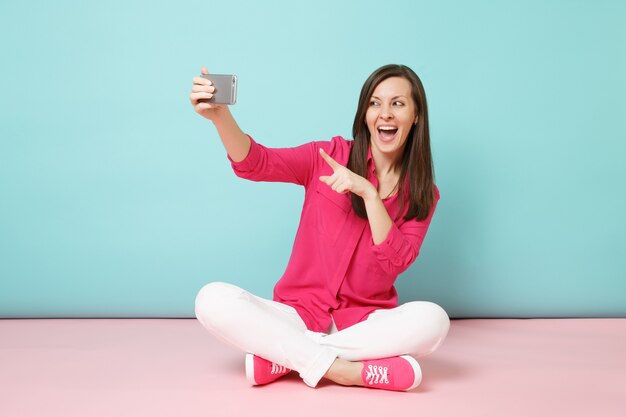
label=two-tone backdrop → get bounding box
[1,0,625,317]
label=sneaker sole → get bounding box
[245,353,258,385]
[399,355,422,391]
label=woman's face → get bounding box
[365,76,417,163]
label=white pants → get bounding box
[194,282,450,387]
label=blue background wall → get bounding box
[1,0,625,318]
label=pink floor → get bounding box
[1,318,625,417]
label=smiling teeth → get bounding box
[379,126,397,130]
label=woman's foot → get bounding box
[324,358,364,386]
[324,356,422,391]
[360,355,422,391]
[245,353,291,385]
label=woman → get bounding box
[190,64,449,392]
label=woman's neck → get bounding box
[371,147,400,178]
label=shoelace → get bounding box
[270,363,287,375]
[365,364,389,385]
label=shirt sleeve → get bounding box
[228,135,318,187]
[370,187,440,276]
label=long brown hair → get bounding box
[348,64,435,221]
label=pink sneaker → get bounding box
[360,355,422,391]
[245,353,291,386]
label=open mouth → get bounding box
[377,126,398,142]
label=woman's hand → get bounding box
[318,148,377,200]
[190,66,228,122]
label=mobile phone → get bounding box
[199,74,237,105]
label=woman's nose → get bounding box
[380,107,394,119]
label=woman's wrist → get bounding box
[210,105,232,126]
[361,185,380,203]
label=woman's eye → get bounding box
[393,101,404,106]
[369,101,380,106]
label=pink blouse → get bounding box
[229,135,439,332]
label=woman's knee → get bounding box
[403,301,450,354]
[194,281,246,326]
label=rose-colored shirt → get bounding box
[229,135,439,332]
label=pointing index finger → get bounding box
[319,148,341,171]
